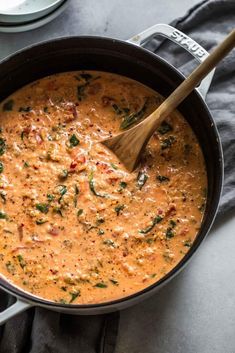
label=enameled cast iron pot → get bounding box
[0,24,223,324]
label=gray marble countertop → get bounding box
[1,1,235,352]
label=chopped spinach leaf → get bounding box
[161,136,175,150]
[77,209,83,217]
[0,191,6,204]
[184,239,192,247]
[47,194,55,202]
[139,215,163,234]
[94,282,107,288]
[57,185,67,203]
[166,228,174,238]
[36,203,49,214]
[74,184,79,207]
[19,106,32,113]
[110,163,118,170]
[0,138,6,156]
[119,181,127,191]
[17,254,26,269]
[69,291,81,303]
[53,207,63,217]
[156,175,169,183]
[0,211,8,219]
[112,104,123,115]
[120,100,148,130]
[69,134,80,147]
[157,121,173,135]
[115,204,125,216]
[89,171,106,198]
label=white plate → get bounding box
[0,0,64,24]
[0,0,69,32]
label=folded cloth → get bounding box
[0,1,234,352]
[145,0,235,217]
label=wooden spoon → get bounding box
[102,29,235,172]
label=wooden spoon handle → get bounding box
[147,29,235,133]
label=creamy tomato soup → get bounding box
[0,71,207,304]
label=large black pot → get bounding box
[0,24,223,324]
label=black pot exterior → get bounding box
[0,37,223,314]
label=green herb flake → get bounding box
[115,204,125,216]
[139,215,163,234]
[98,229,104,235]
[137,171,148,189]
[156,175,169,183]
[0,138,6,156]
[77,209,83,217]
[69,290,81,303]
[2,99,14,112]
[109,279,119,285]
[0,210,8,219]
[94,282,107,288]
[69,134,80,147]
[36,203,49,214]
[23,161,29,168]
[0,162,3,173]
[17,254,26,269]
[157,121,173,135]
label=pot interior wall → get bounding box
[0,37,222,307]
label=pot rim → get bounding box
[0,35,224,310]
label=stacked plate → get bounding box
[0,0,69,32]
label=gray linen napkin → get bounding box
[145,0,235,217]
[0,1,234,352]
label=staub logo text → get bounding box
[170,30,206,58]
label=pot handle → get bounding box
[127,23,215,98]
[0,298,31,325]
